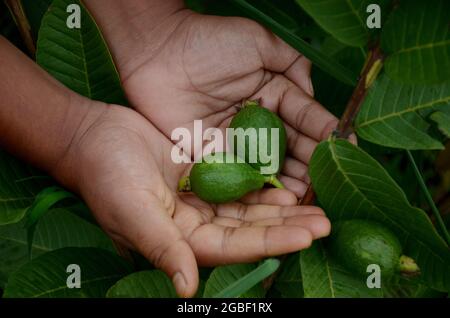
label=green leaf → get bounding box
[300,240,382,297]
[268,252,303,298]
[107,270,177,298]
[0,150,51,225]
[247,0,301,32]
[3,247,132,297]
[383,274,446,298]
[355,74,450,150]
[295,0,376,47]
[36,0,127,105]
[430,111,450,138]
[309,138,450,292]
[0,208,113,288]
[203,259,279,298]
[382,0,450,84]
[229,0,356,86]
[25,186,77,255]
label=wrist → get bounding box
[83,0,191,79]
[49,98,108,193]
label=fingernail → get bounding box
[349,133,358,145]
[308,78,314,97]
[173,272,187,297]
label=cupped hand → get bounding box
[116,11,343,198]
[59,103,330,297]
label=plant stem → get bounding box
[300,44,385,208]
[335,44,384,139]
[178,176,191,192]
[398,255,420,275]
[406,150,450,246]
[5,0,36,57]
[265,175,284,189]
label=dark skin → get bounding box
[0,0,353,297]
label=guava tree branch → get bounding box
[300,44,384,207]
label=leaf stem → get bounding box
[406,150,450,246]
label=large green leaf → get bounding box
[25,186,77,255]
[309,138,450,292]
[295,0,377,47]
[383,274,446,298]
[0,150,51,225]
[229,0,356,86]
[268,252,303,298]
[107,270,177,298]
[355,74,450,150]
[300,240,382,297]
[382,0,450,84]
[3,247,132,297]
[203,260,278,298]
[36,0,127,105]
[0,208,113,288]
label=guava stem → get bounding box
[265,175,285,189]
[178,176,191,192]
[398,255,420,275]
[243,99,260,108]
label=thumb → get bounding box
[122,193,199,297]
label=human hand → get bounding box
[95,9,346,198]
[57,102,330,297]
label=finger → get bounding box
[190,224,313,266]
[248,74,291,113]
[278,175,308,198]
[213,214,330,239]
[279,85,339,142]
[281,157,310,183]
[216,202,325,221]
[285,56,314,96]
[249,76,337,143]
[285,124,318,164]
[252,22,300,73]
[252,214,330,238]
[239,188,297,206]
[119,192,199,297]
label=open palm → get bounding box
[118,12,341,198]
[67,104,330,297]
